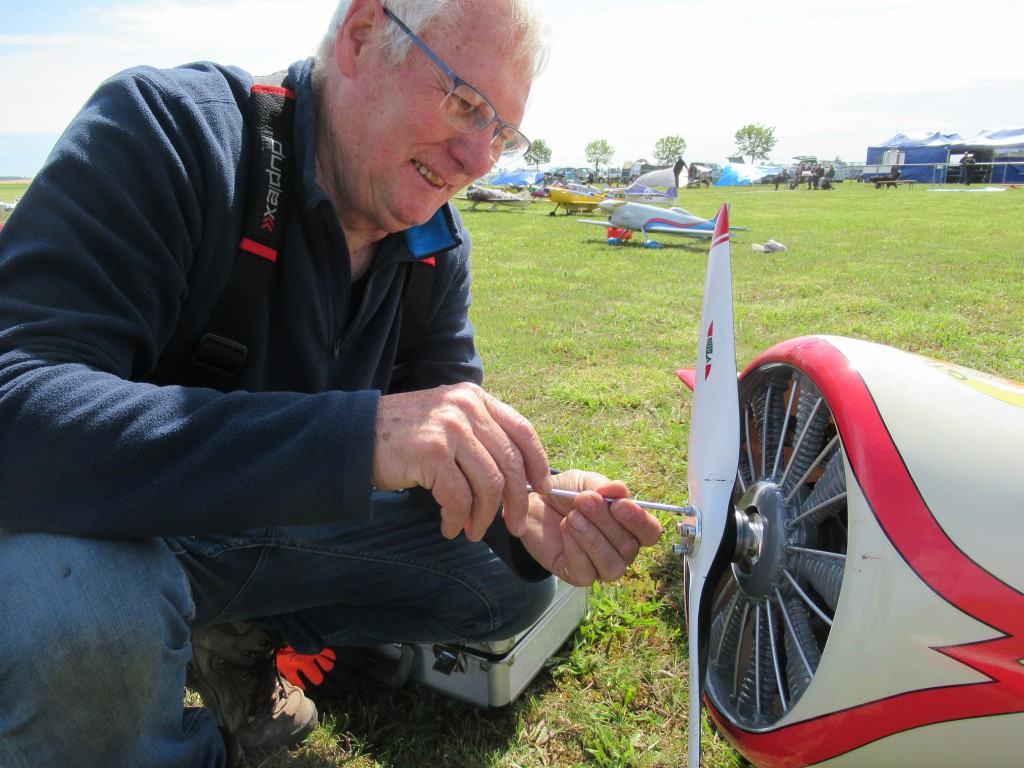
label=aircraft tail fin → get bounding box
[708,202,727,225]
[709,202,750,232]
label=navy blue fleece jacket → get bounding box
[0,57,484,537]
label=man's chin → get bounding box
[390,200,450,231]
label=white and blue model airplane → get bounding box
[578,199,748,248]
[612,166,679,205]
[621,182,678,205]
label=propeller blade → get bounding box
[686,203,741,768]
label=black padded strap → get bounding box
[388,259,436,392]
[397,259,435,363]
[189,72,296,378]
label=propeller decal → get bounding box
[704,322,714,380]
[714,337,1024,768]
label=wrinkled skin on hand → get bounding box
[372,383,552,541]
[517,469,664,587]
[373,388,662,587]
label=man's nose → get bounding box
[451,129,498,179]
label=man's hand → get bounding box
[518,469,664,586]
[373,383,552,541]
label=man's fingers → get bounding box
[456,452,504,542]
[556,514,597,586]
[481,393,550,488]
[428,463,473,540]
[374,384,550,541]
[463,403,528,538]
[609,499,665,548]
[580,478,665,553]
[440,389,532,539]
[563,510,628,583]
[438,507,466,540]
[430,435,504,541]
[559,496,664,583]
[570,493,642,563]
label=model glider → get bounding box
[578,199,748,248]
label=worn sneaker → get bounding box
[187,622,318,757]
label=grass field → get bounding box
[5,178,1023,766]
[0,180,30,227]
[263,181,1021,767]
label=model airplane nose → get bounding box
[598,199,625,213]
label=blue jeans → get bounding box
[0,490,554,768]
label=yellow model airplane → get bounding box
[548,183,606,215]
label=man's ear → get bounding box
[335,0,385,77]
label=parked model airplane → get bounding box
[674,205,1024,768]
[548,183,605,215]
[622,182,678,205]
[458,185,532,211]
[578,199,747,247]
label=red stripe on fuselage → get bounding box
[715,336,1024,768]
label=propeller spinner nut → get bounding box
[673,508,701,556]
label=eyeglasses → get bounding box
[384,7,531,164]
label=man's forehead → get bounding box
[421,9,535,104]
[421,3,534,66]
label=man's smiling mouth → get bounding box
[413,160,446,188]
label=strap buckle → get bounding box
[190,333,248,377]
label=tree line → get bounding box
[522,124,779,173]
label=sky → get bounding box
[2,0,1023,178]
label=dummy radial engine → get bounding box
[676,206,1024,768]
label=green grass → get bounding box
[252,181,1023,767]
[11,178,1024,766]
[0,180,30,226]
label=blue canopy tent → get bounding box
[714,163,784,186]
[489,170,545,186]
[866,129,1024,184]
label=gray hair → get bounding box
[315,0,551,78]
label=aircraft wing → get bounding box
[644,223,715,239]
[456,195,531,210]
[579,220,717,238]
[577,218,746,239]
[646,223,749,237]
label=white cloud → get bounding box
[2,0,1023,174]
[0,1,332,135]
[523,0,1024,166]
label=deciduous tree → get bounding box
[653,135,687,166]
[584,139,614,175]
[734,124,778,164]
[524,138,552,170]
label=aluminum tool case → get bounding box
[405,578,589,707]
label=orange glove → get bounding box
[276,646,337,690]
